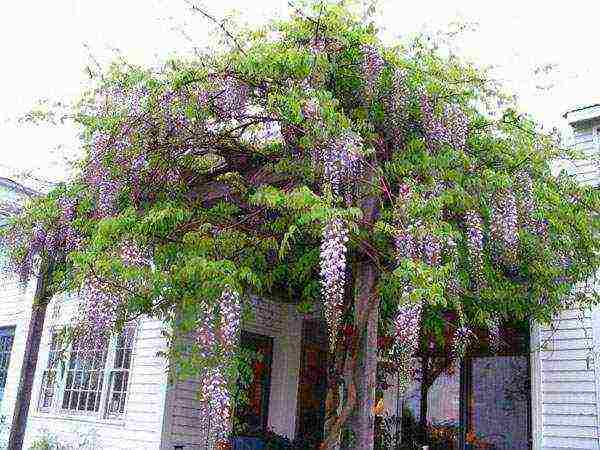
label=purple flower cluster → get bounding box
[219,287,241,354]
[393,184,417,263]
[490,189,519,264]
[382,69,410,148]
[452,325,472,359]
[444,103,469,150]
[119,240,149,267]
[421,94,451,150]
[488,315,503,353]
[360,44,384,97]
[76,276,124,350]
[199,367,232,439]
[320,218,349,352]
[195,287,241,437]
[420,95,469,151]
[421,233,441,266]
[516,171,547,237]
[392,301,422,381]
[319,130,364,198]
[464,210,484,286]
[212,77,249,120]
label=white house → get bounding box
[0,104,599,450]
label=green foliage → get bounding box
[2,0,599,400]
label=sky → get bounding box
[0,0,599,185]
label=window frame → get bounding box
[0,326,16,405]
[36,324,138,422]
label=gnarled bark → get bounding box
[8,256,54,450]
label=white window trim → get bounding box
[34,325,138,423]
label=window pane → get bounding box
[104,326,136,419]
[62,337,108,413]
[468,356,529,450]
[0,327,15,404]
[397,359,460,450]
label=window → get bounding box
[37,325,137,419]
[38,331,60,410]
[62,337,109,413]
[105,325,136,418]
[0,327,15,403]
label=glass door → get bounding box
[462,355,530,450]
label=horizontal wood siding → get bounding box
[0,273,35,445]
[566,122,599,186]
[21,296,170,450]
[538,308,600,449]
[164,299,303,450]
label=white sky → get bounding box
[1,0,599,184]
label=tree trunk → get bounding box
[349,261,379,450]
[8,257,54,450]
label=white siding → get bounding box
[534,308,600,450]
[568,125,600,186]
[0,273,36,446]
[163,299,303,450]
[21,296,170,450]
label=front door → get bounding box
[295,320,328,448]
[235,331,273,433]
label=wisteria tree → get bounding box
[3,2,599,449]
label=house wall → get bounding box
[0,273,36,446]
[162,299,303,450]
[530,111,600,450]
[532,308,600,450]
[20,295,170,450]
[565,121,600,186]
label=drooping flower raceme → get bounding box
[490,189,519,265]
[196,287,242,440]
[199,367,232,439]
[488,315,503,353]
[465,210,484,287]
[319,130,364,199]
[452,325,472,360]
[382,69,410,149]
[360,44,384,97]
[320,218,349,352]
[219,287,241,354]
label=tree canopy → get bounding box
[2,1,599,447]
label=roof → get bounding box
[0,177,39,198]
[562,104,600,125]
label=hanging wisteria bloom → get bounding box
[195,286,241,440]
[420,232,441,267]
[382,68,410,149]
[452,325,473,360]
[219,287,241,354]
[420,94,451,151]
[488,315,503,353]
[318,130,364,199]
[444,103,469,150]
[420,95,469,151]
[394,184,417,263]
[515,170,547,237]
[490,189,519,265]
[392,301,422,383]
[320,218,349,352]
[360,44,384,98]
[464,210,485,288]
[77,276,125,350]
[199,367,232,440]
[212,77,250,120]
